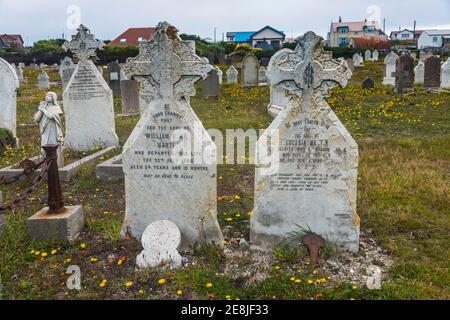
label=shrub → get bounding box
[0,128,16,155]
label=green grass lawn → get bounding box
[0,62,449,300]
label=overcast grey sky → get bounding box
[1,0,449,45]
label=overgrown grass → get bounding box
[0,62,449,300]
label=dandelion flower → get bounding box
[206,283,213,288]
[158,279,166,285]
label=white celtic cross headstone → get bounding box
[62,25,119,151]
[251,31,359,252]
[121,22,224,251]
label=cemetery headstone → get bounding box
[120,80,140,113]
[441,58,450,89]
[423,56,441,88]
[362,77,375,89]
[33,92,64,167]
[251,31,358,252]
[107,61,122,97]
[365,50,372,61]
[259,66,268,83]
[215,66,223,85]
[97,65,104,77]
[383,52,398,86]
[414,61,425,84]
[201,69,220,98]
[0,57,19,140]
[241,53,259,86]
[136,220,182,269]
[345,58,354,71]
[353,53,361,67]
[59,57,76,91]
[393,54,415,95]
[62,24,119,151]
[226,65,238,84]
[16,66,24,83]
[19,63,25,69]
[372,50,379,61]
[37,71,50,89]
[121,22,224,250]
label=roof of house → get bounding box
[349,37,391,49]
[0,34,24,45]
[390,29,424,37]
[251,25,286,40]
[421,29,450,36]
[331,21,380,32]
[109,27,156,46]
[0,37,6,48]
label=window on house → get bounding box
[402,34,410,39]
[271,40,280,49]
[337,27,349,33]
[138,37,143,42]
[433,37,438,43]
[363,26,375,33]
[338,37,348,47]
[120,38,127,43]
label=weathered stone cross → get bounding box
[122,22,212,105]
[267,31,351,104]
[62,25,105,61]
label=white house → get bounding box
[418,30,450,49]
[226,26,285,50]
[390,29,423,41]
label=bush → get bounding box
[231,43,262,57]
[97,45,139,64]
[0,128,16,155]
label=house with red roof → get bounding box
[390,29,424,41]
[109,27,156,47]
[0,34,24,48]
[327,17,388,48]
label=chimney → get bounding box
[339,16,342,23]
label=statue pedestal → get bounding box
[27,206,84,242]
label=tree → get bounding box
[31,39,66,55]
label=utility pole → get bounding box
[413,20,417,49]
[214,27,217,43]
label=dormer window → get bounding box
[138,37,143,42]
[337,26,349,33]
[120,38,127,43]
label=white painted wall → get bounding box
[251,28,283,46]
[419,33,443,49]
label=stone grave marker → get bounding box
[0,57,19,140]
[107,61,122,97]
[59,57,76,91]
[393,54,415,95]
[259,66,268,83]
[353,53,361,67]
[423,56,442,88]
[383,52,398,86]
[120,80,140,113]
[345,58,354,71]
[226,65,238,84]
[37,71,50,89]
[441,58,450,89]
[136,220,182,269]
[62,24,119,151]
[365,50,372,61]
[121,22,224,251]
[241,53,259,86]
[16,66,24,83]
[414,61,425,84]
[215,66,223,84]
[251,31,358,252]
[372,50,379,61]
[362,77,375,89]
[201,69,220,98]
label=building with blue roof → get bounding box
[226,26,286,50]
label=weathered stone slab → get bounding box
[363,77,375,89]
[226,65,238,84]
[37,71,50,89]
[59,57,76,91]
[27,206,84,242]
[241,53,259,86]
[0,57,19,140]
[251,32,359,252]
[441,58,450,89]
[423,56,441,88]
[121,22,224,251]
[108,61,122,97]
[414,61,425,84]
[121,80,140,113]
[383,52,398,86]
[201,69,220,98]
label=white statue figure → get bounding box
[33,92,64,167]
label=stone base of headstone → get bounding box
[27,206,84,242]
[268,104,284,118]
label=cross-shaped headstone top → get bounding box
[123,21,212,103]
[62,25,105,61]
[267,31,351,100]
